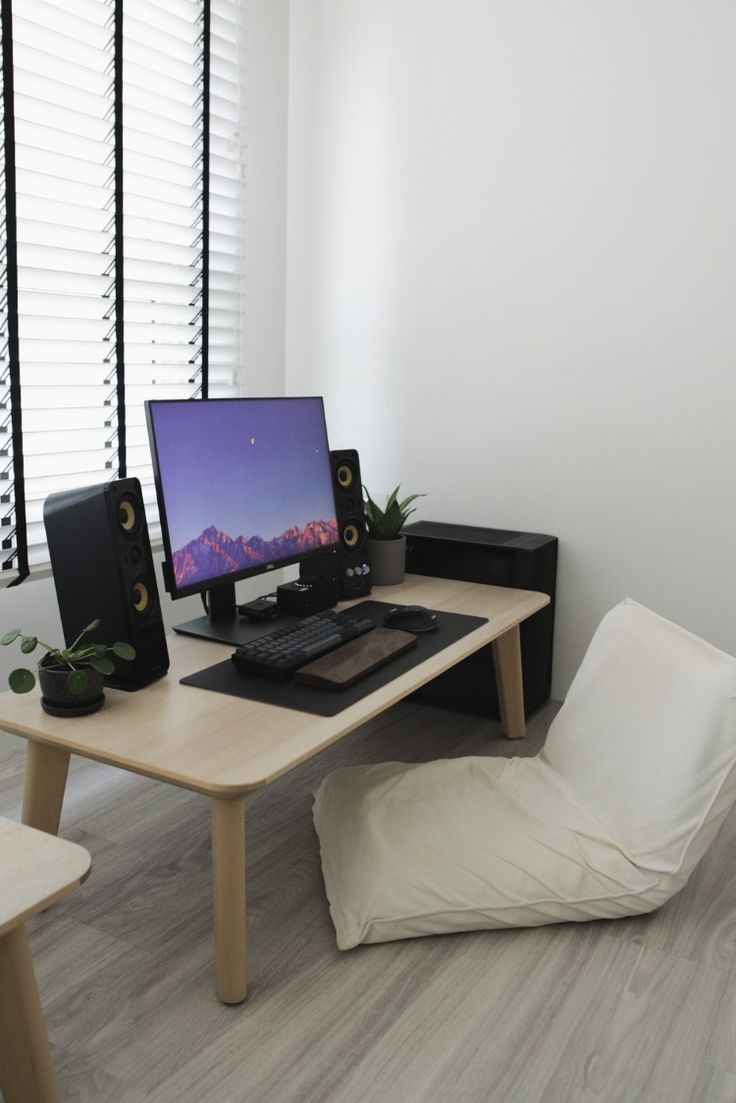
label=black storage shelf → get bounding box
[403,520,558,719]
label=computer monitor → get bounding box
[146,397,339,642]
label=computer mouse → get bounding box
[383,605,439,633]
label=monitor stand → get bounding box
[173,582,291,648]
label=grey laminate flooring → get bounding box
[1,698,734,1103]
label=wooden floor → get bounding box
[1,698,735,1103]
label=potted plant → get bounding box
[2,619,136,717]
[363,484,424,585]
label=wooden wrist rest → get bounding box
[295,627,418,689]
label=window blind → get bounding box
[208,0,241,400]
[0,0,242,573]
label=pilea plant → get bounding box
[2,619,136,695]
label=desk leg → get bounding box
[492,624,525,739]
[0,923,60,1103]
[22,743,70,835]
[211,796,247,1004]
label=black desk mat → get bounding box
[180,601,488,717]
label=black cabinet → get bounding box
[404,521,558,718]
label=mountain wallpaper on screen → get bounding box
[173,518,339,588]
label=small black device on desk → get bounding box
[275,576,339,617]
[231,609,374,680]
[237,593,279,621]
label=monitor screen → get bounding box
[146,397,339,598]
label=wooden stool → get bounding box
[0,816,90,1103]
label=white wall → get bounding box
[286,0,736,696]
[239,0,290,395]
[0,0,291,689]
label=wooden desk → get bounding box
[0,575,548,1004]
[0,817,91,1103]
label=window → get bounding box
[0,0,242,580]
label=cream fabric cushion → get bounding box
[313,600,736,949]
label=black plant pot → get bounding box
[366,535,407,585]
[38,662,105,717]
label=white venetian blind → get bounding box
[208,0,241,399]
[13,0,117,567]
[123,0,242,540]
[1,0,242,569]
[0,9,13,566]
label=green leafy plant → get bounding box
[1,619,136,695]
[363,484,425,540]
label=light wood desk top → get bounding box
[0,575,549,798]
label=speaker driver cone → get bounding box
[336,462,357,490]
[342,520,364,549]
[131,579,150,615]
[118,497,140,537]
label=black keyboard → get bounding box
[231,610,375,680]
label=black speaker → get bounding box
[300,448,372,600]
[404,521,557,718]
[44,478,169,689]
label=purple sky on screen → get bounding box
[150,398,337,551]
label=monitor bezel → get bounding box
[145,396,340,601]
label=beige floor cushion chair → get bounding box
[313,599,736,949]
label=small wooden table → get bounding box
[0,817,91,1103]
[0,575,548,1005]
